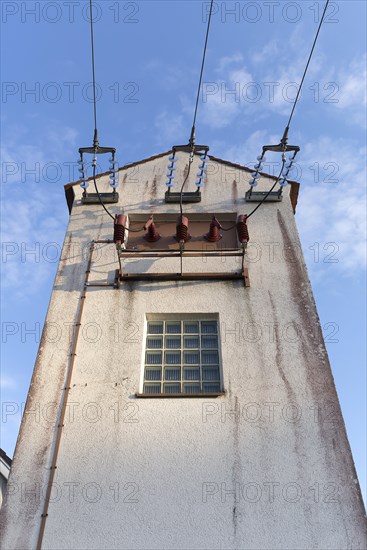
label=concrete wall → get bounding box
[1,153,366,549]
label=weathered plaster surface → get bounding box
[1,154,366,549]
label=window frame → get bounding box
[137,315,225,398]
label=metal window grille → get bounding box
[143,319,221,395]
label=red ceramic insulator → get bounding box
[237,215,250,243]
[204,216,222,242]
[175,215,190,243]
[144,218,161,242]
[114,214,127,245]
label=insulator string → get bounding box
[247,160,286,220]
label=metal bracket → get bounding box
[116,242,249,286]
[245,190,282,203]
[243,268,250,287]
[165,190,201,203]
[118,271,250,287]
[82,192,119,204]
[79,146,116,155]
[262,143,300,154]
[114,269,121,289]
[172,144,209,155]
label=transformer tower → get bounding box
[1,151,366,549]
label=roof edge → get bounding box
[0,448,12,467]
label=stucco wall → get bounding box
[1,154,366,549]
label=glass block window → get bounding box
[143,319,221,395]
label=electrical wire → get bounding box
[191,0,215,138]
[92,167,145,232]
[87,0,144,228]
[246,0,329,219]
[220,223,237,231]
[217,161,285,226]
[285,0,330,132]
[89,0,98,141]
[179,0,214,212]
[179,161,193,216]
[92,166,114,219]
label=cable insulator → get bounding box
[175,215,190,243]
[237,215,249,243]
[144,218,161,242]
[114,214,127,245]
[204,216,222,242]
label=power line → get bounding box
[93,168,145,232]
[179,0,215,214]
[179,163,193,216]
[285,0,330,133]
[87,0,138,227]
[89,0,98,146]
[247,0,330,219]
[92,167,114,220]
[190,0,215,145]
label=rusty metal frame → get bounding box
[117,270,250,287]
[37,241,95,549]
[116,243,250,287]
[118,249,243,257]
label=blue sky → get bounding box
[1,1,366,503]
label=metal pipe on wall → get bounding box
[36,242,96,549]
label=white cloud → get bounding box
[144,59,198,94]
[47,126,78,148]
[251,40,279,65]
[1,124,76,299]
[1,194,66,300]
[0,375,17,389]
[222,129,284,168]
[215,53,244,73]
[296,136,366,277]
[201,81,244,128]
[199,23,366,130]
[222,129,269,166]
[200,60,256,128]
[154,111,186,146]
[229,68,253,88]
[331,54,367,125]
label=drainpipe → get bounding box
[36,242,96,549]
